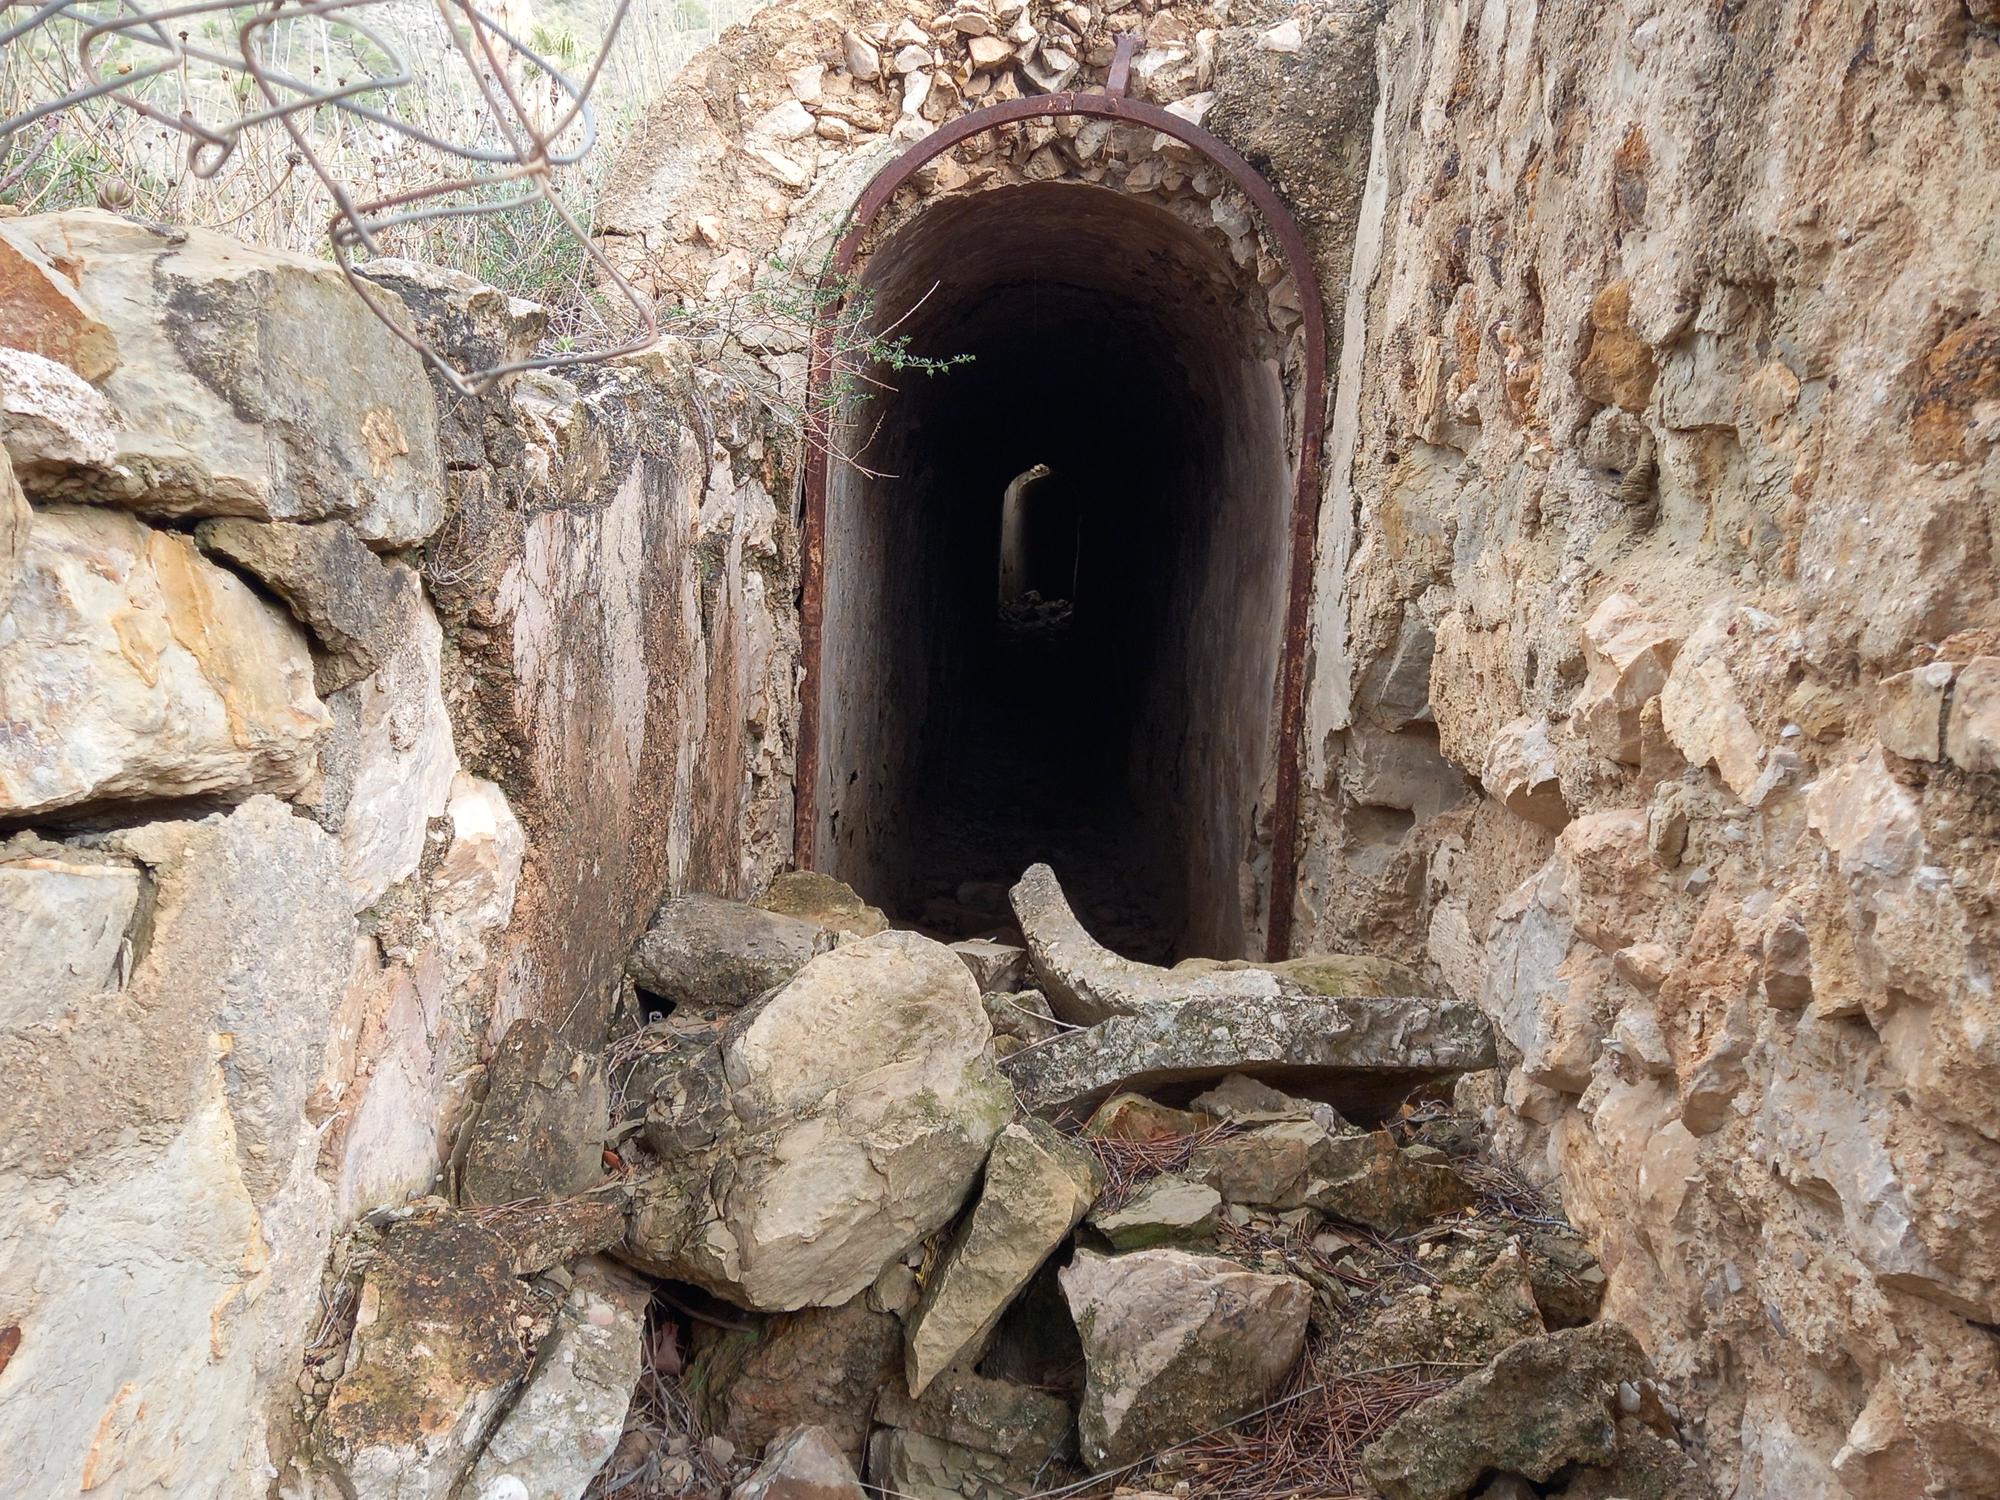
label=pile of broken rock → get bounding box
[295,864,1714,1500]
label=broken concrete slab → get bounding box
[1001,991,1496,1121]
[1011,862,1307,1023]
[1175,951,1425,998]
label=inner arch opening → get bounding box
[816,181,1296,959]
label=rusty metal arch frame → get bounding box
[795,53,1327,960]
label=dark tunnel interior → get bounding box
[814,182,1296,960]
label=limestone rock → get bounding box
[0,836,142,1027]
[1484,716,1570,829]
[624,931,1013,1310]
[1558,1423,1715,1500]
[953,937,1029,992]
[843,29,883,79]
[1361,1323,1649,1500]
[755,869,890,937]
[0,506,327,818]
[906,1118,1102,1395]
[319,1215,548,1500]
[7,210,443,542]
[1521,1226,1609,1329]
[320,569,457,909]
[456,1020,607,1208]
[1061,1248,1311,1470]
[1484,860,1620,1096]
[1570,594,1679,764]
[1002,990,1496,1120]
[983,987,1062,1047]
[1011,862,1309,1023]
[0,444,25,611]
[1660,608,1767,801]
[355,258,549,380]
[464,1258,650,1500]
[1190,1073,1348,1131]
[1875,661,1954,761]
[195,516,407,691]
[1330,1242,1546,1375]
[733,1425,867,1500]
[1299,1132,1477,1233]
[871,1369,1076,1500]
[1944,655,2000,773]
[0,345,117,485]
[695,1294,902,1465]
[630,892,834,1009]
[1193,1121,1474,1233]
[1087,1175,1221,1250]
[0,219,117,380]
[481,1185,631,1276]
[1084,1092,1218,1141]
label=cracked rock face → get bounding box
[463,1257,650,1500]
[0,505,328,818]
[624,929,1014,1310]
[6,210,444,543]
[1061,1248,1312,1471]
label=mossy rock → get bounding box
[756,870,890,938]
[1173,952,1424,997]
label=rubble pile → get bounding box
[293,865,1713,1500]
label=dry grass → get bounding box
[1077,1124,1239,1212]
[587,1301,735,1500]
[0,0,758,324]
[1165,1352,1461,1500]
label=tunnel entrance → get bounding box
[799,105,1325,962]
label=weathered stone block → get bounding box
[0,219,117,380]
[0,506,327,818]
[1062,1248,1310,1470]
[906,1118,1100,1395]
[9,210,443,543]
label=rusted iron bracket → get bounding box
[1105,33,1137,97]
[796,57,1328,960]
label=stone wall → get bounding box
[0,214,797,1495]
[596,0,1382,952]
[1296,2,2000,1494]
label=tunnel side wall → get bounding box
[1299,1,2000,1493]
[0,225,800,1492]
